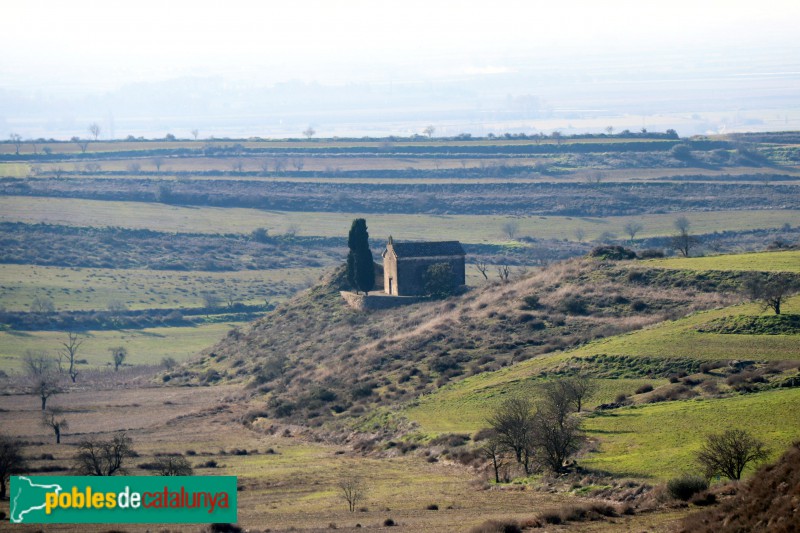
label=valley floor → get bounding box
[0,384,689,532]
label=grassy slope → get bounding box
[400,301,800,432]
[643,249,800,273]
[564,296,800,362]
[582,388,800,479]
[399,250,800,481]
[1,195,797,243]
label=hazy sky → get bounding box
[4,0,799,91]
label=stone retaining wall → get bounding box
[340,291,425,311]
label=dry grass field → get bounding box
[0,136,679,156]
[0,264,322,312]
[0,380,689,532]
[1,195,796,243]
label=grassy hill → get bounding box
[173,249,800,485]
[399,252,800,480]
[175,251,778,423]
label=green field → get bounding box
[401,293,800,480]
[0,264,323,312]
[0,321,239,372]
[2,196,797,243]
[643,250,800,273]
[583,388,800,479]
[566,296,800,362]
[0,163,29,177]
[403,377,665,435]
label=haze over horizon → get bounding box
[3,0,800,139]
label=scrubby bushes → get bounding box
[667,475,708,501]
[589,245,637,260]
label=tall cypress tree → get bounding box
[347,219,375,294]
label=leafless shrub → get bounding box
[73,432,136,476]
[338,474,367,512]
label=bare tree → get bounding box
[338,474,367,512]
[551,131,562,145]
[42,407,69,444]
[231,160,245,173]
[671,216,699,257]
[475,261,489,280]
[563,375,597,412]
[190,128,199,140]
[674,215,691,234]
[284,223,300,238]
[58,332,84,383]
[586,171,605,185]
[292,158,305,171]
[223,286,239,310]
[533,381,585,473]
[0,434,27,499]
[24,351,62,410]
[423,125,436,138]
[126,162,141,174]
[743,273,800,315]
[487,396,536,474]
[696,429,769,480]
[53,166,64,179]
[152,157,165,172]
[273,157,288,172]
[497,265,511,283]
[152,455,193,476]
[302,127,316,139]
[30,295,55,314]
[623,221,644,242]
[201,291,222,310]
[501,220,520,240]
[9,133,23,154]
[605,126,614,136]
[109,346,128,371]
[574,228,586,243]
[73,432,135,476]
[71,137,89,153]
[479,431,510,483]
[88,123,101,141]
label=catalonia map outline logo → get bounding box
[10,475,237,524]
